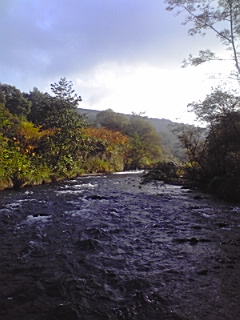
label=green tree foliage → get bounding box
[0,103,17,186]
[96,108,129,132]
[188,88,240,124]
[25,79,88,176]
[82,127,130,172]
[165,0,240,200]
[0,102,51,188]
[206,111,240,176]
[0,79,88,189]
[38,78,86,175]
[181,90,240,177]
[141,161,179,185]
[0,83,31,116]
[96,110,163,169]
[124,114,163,169]
[174,124,208,182]
[176,107,240,200]
[0,102,20,138]
[165,0,240,82]
[50,77,82,106]
[25,88,52,126]
[0,80,166,190]
[27,79,84,130]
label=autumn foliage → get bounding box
[0,79,164,189]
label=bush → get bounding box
[83,157,111,173]
[141,161,179,185]
[207,174,240,202]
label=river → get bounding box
[0,172,240,320]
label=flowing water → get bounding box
[0,172,240,320]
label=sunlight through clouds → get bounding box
[76,60,232,124]
[1,0,238,124]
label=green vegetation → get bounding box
[3,1,238,201]
[142,0,240,202]
[141,161,179,185]
[178,89,240,201]
[96,109,164,169]
[0,79,166,190]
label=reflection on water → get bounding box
[0,172,240,320]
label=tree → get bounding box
[50,77,82,107]
[96,109,129,132]
[43,79,86,174]
[26,79,86,175]
[161,1,240,200]
[0,83,31,116]
[25,88,52,126]
[173,124,208,182]
[120,114,163,169]
[165,0,240,82]
[27,79,84,130]
[188,89,240,177]
[96,110,163,169]
[206,111,240,175]
[83,127,130,172]
[16,121,52,157]
[188,87,240,124]
[0,102,52,188]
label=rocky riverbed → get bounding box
[0,172,240,320]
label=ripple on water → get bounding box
[1,173,240,320]
[15,214,52,229]
[55,182,98,195]
[55,189,84,195]
[73,183,98,188]
[26,213,52,223]
[64,208,94,218]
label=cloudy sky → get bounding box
[0,0,234,123]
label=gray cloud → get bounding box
[0,0,226,125]
[1,0,194,91]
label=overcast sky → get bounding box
[0,0,234,123]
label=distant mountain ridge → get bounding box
[77,107,180,129]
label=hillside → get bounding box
[77,108,186,160]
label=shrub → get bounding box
[141,161,179,185]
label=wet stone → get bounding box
[75,239,100,250]
[196,269,208,276]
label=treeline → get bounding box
[143,0,240,202]
[0,78,165,190]
[177,89,240,201]
[142,88,240,202]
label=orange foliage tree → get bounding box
[15,121,54,157]
[83,127,130,172]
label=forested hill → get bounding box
[78,107,175,129]
[77,108,185,160]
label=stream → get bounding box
[0,172,240,320]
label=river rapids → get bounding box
[0,172,240,320]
